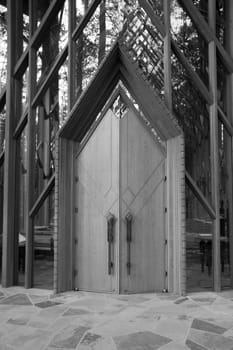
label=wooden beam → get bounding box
[215,39,233,74]
[0,87,6,111]
[32,45,68,107]
[13,108,28,139]
[60,42,120,139]
[178,0,213,42]
[185,171,216,219]
[29,174,55,217]
[208,1,221,292]
[224,0,233,288]
[218,105,233,137]
[68,0,76,111]
[2,0,22,287]
[179,0,233,73]
[31,0,65,49]
[13,48,29,79]
[137,0,213,105]
[171,40,213,105]
[163,0,172,111]
[119,44,181,140]
[72,0,102,42]
[25,0,38,289]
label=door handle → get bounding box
[106,213,115,275]
[125,212,133,275]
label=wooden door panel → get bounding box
[75,110,119,292]
[120,109,166,293]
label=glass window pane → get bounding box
[0,106,6,153]
[218,119,231,289]
[33,188,55,290]
[0,5,7,91]
[186,184,213,292]
[171,0,209,88]
[18,126,28,286]
[36,1,68,85]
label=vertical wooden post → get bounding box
[225,0,233,288]
[208,0,221,291]
[68,0,76,111]
[163,0,172,111]
[25,0,37,288]
[2,0,22,287]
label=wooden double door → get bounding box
[74,107,166,293]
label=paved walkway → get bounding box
[0,287,233,349]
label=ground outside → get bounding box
[0,287,233,349]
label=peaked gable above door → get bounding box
[59,41,181,142]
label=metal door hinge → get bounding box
[74,269,78,276]
[75,176,79,182]
[74,238,78,245]
[164,207,167,213]
[165,271,168,277]
[74,207,78,213]
[164,239,167,245]
[164,176,167,182]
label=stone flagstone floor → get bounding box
[0,287,233,349]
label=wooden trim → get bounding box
[29,174,55,217]
[32,45,68,107]
[13,48,29,79]
[218,105,233,136]
[57,138,77,292]
[167,135,186,295]
[72,0,102,42]
[13,108,28,139]
[0,87,6,111]
[185,171,216,219]
[31,0,65,49]
[0,150,4,166]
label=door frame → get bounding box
[56,42,185,295]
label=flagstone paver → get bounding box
[0,286,233,349]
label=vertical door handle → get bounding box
[106,213,115,275]
[125,212,133,275]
